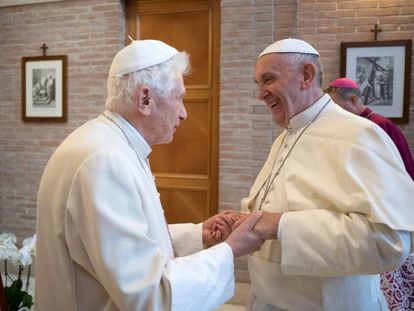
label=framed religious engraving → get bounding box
[340,40,412,123]
[22,55,67,122]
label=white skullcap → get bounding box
[259,38,319,58]
[109,39,179,77]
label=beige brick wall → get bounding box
[0,0,125,240]
[219,0,414,215]
[0,0,413,245]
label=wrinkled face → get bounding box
[150,74,187,145]
[255,54,305,128]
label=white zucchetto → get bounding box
[109,39,179,78]
[259,38,319,58]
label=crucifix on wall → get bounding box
[40,43,48,56]
[370,24,382,41]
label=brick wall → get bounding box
[219,0,414,214]
[0,0,125,240]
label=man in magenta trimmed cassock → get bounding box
[326,77,414,311]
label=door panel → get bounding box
[138,10,211,87]
[161,189,209,223]
[151,98,210,175]
[126,0,219,223]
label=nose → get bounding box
[179,102,187,121]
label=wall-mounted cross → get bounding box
[40,43,48,56]
[370,24,382,41]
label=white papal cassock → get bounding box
[243,94,414,311]
[35,111,234,311]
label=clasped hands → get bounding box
[202,210,282,257]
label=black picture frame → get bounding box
[340,40,412,124]
[22,55,67,122]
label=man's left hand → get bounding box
[202,212,238,247]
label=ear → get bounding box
[301,63,316,89]
[134,86,152,116]
[348,94,358,105]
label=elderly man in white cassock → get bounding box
[35,39,265,311]
[236,38,414,311]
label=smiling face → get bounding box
[255,53,312,128]
[149,73,187,145]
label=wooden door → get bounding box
[126,0,220,223]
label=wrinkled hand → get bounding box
[225,211,265,258]
[232,211,282,240]
[203,213,235,247]
[221,210,246,225]
[203,210,247,247]
[252,211,282,240]
[232,213,249,231]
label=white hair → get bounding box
[282,53,324,87]
[105,51,190,111]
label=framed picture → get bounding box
[340,40,412,123]
[22,55,67,122]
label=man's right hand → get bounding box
[225,211,265,258]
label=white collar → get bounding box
[287,94,332,131]
[102,110,152,159]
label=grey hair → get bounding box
[325,86,361,100]
[105,51,190,111]
[281,53,324,87]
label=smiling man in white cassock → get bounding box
[35,39,265,311]
[237,38,414,311]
